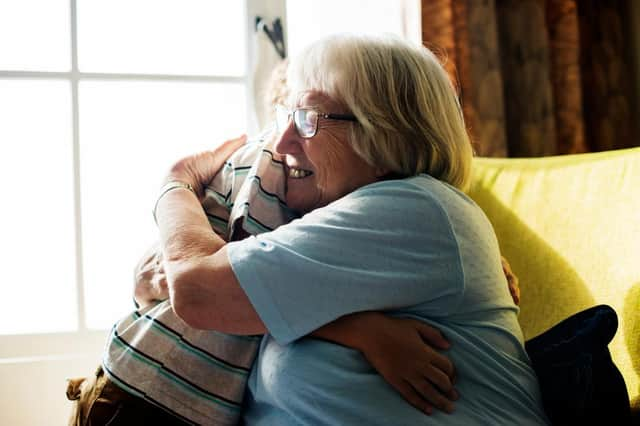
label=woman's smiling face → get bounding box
[274,91,382,214]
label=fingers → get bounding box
[414,321,450,350]
[408,377,455,414]
[424,364,459,403]
[365,315,459,415]
[423,364,453,394]
[223,134,248,145]
[134,243,169,305]
[388,377,434,415]
[501,256,521,305]
[135,243,161,273]
[217,134,247,156]
[406,318,457,383]
[194,135,247,187]
[509,282,521,305]
[428,350,456,383]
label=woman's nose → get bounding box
[274,120,302,155]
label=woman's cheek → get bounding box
[313,142,343,192]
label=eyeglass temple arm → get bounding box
[324,113,358,122]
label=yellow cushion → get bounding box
[468,147,640,410]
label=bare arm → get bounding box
[135,240,459,415]
[154,137,266,334]
[134,135,248,309]
[153,137,461,413]
[311,312,458,415]
[149,202,459,413]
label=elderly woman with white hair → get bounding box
[154,34,549,425]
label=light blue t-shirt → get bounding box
[227,175,550,425]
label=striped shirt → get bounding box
[103,137,297,425]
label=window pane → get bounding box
[80,81,246,328]
[0,0,70,71]
[0,80,76,334]
[77,0,246,76]
[286,0,419,57]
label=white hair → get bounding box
[287,34,473,190]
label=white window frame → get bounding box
[0,0,422,360]
[0,2,421,424]
[0,0,286,362]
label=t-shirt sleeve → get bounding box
[226,180,464,344]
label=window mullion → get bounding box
[70,0,86,332]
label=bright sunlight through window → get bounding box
[0,79,77,334]
[0,0,418,336]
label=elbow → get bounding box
[172,299,208,329]
[171,288,198,328]
[167,262,208,329]
[171,283,212,329]
[168,261,223,330]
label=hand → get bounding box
[501,256,520,305]
[359,314,458,415]
[165,135,247,196]
[134,242,168,308]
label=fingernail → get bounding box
[452,389,459,400]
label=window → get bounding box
[1,0,419,340]
[0,0,252,338]
[1,1,419,424]
[286,0,421,57]
[0,79,76,335]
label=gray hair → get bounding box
[287,34,473,190]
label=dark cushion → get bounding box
[525,305,631,425]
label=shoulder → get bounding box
[341,174,469,205]
[320,175,468,224]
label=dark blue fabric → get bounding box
[525,305,631,425]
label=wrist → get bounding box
[339,312,385,353]
[153,180,198,224]
[353,312,386,354]
[165,159,201,194]
[164,174,198,194]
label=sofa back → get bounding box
[468,147,640,410]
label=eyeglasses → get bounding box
[275,105,357,138]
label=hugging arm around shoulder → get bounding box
[157,174,549,424]
[158,178,458,333]
[156,175,459,338]
[225,179,464,343]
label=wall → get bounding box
[0,331,107,426]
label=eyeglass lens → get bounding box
[294,109,318,138]
[275,106,318,138]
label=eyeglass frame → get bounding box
[275,105,358,138]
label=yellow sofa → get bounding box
[468,147,640,413]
